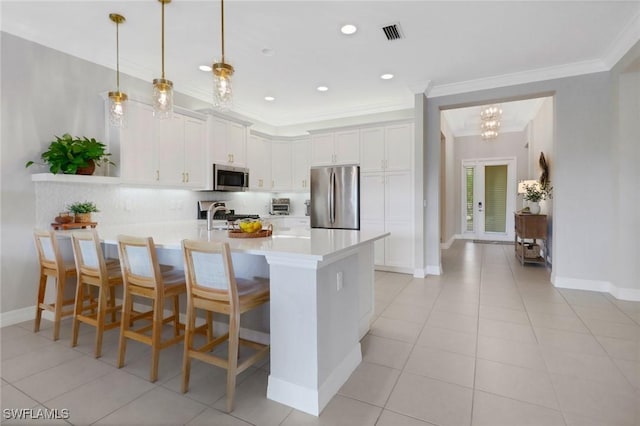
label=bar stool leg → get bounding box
[181,301,195,393]
[71,279,85,348]
[34,273,47,333]
[109,287,117,324]
[117,290,132,368]
[226,311,240,413]
[150,298,162,382]
[95,286,107,358]
[52,275,66,341]
[173,295,180,337]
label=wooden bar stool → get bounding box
[181,240,270,413]
[116,235,186,382]
[70,229,123,358]
[33,229,78,341]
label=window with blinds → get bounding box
[484,165,507,233]
[465,167,474,232]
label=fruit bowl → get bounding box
[238,219,263,233]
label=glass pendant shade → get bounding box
[153,0,173,119]
[108,91,128,127]
[108,13,127,128]
[152,78,173,119]
[212,62,234,110]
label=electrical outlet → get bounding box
[336,271,343,291]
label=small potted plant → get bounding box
[523,182,552,214]
[25,133,115,175]
[67,201,99,223]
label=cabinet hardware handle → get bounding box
[381,160,384,169]
[186,172,189,183]
[272,180,274,188]
[231,154,234,163]
[156,170,159,181]
[259,179,263,187]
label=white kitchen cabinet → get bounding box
[360,123,413,173]
[271,141,292,191]
[115,101,206,188]
[310,130,359,166]
[291,139,310,191]
[360,170,413,270]
[117,101,157,184]
[247,135,272,191]
[209,117,247,166]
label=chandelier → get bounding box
[152,0,173,119]
[480,105,502,140]
[108,13,127,128]
[211,0,234,110]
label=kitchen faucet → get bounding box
[207,205,231,231]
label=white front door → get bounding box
[462,158,517,241]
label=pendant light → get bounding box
[212,0,234,110]
[108,13,127,128]
[152,0,173,119]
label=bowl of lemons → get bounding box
[238,218,263,233]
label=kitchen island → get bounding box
[95,220,388,416]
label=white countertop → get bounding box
[93,220,388,262]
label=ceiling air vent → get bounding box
[382,23,404,41]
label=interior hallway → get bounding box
[1,240,639,425]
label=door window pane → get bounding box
[484,165,507,233]
[465,167,474,232]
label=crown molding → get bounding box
[602,10,640,69]
[428,59,609,98]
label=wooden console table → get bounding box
[514,213,547,266]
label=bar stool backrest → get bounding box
[71,229,108,282]
[34,230,62,271]
[117,235,164,290]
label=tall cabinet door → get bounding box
[360,173,386,265]
[156,114,184,185]
[247,135,272,190]
[183,117,206,188]
[119,102,156,184]
[310,133,334,166]
[334,129,360,164]
[291,139,310,191]
[271,141,292,190]
[384,171,413,268]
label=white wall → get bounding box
[439,115,456,245]
[528,97,554,263]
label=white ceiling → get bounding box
[2,1,639,128]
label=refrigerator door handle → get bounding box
[329,170,335,224]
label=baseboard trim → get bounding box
[440,235,457,249]
[553,276,640,302]
[425,264,442,276]
[0,306,36,328]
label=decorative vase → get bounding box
[528,201,541,214]
[75,213,92,223]
[76,159,96,175]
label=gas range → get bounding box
[225,214,260,221]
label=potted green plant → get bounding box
[67,201,99,223]
[25,133,115,175]
[523,182,552,214]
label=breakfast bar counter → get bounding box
[93,220,388,416]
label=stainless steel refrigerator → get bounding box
[310,165,360,230]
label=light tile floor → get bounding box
[2,241,640,425]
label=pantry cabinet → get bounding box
[360,170,413,270]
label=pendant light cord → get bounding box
[221,0,225,63]
[116,21,121,90]
[161,0,166,79]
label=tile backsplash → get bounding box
[35,182,310,228]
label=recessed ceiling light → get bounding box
[380,73,394,80]
[261,48,275,56]
[340,24,357,35]
[198,64,212,72]
[264,96,275,101]
[317,86,329,92]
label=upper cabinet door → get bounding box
[156,114,185,185]
[118,102,157,184]
[334,129,359,164]
[385,123,413,171]
[271,141,292,190]
[310,133,334,166]
[247,135,272,190]
[227,122,247,166]
[291,139,310,191]
[209,118,228,165]
[183,117,206,188]
[359,127,385,172]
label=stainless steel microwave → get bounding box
[213,164,249,192]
